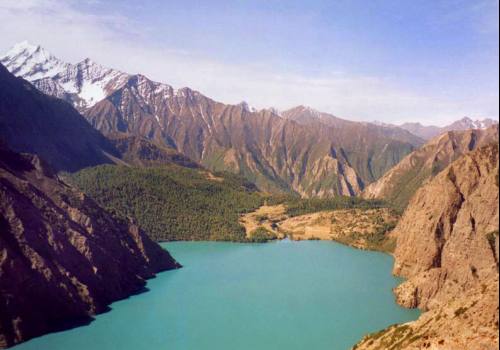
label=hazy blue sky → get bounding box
[1,0,498,125]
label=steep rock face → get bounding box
[363,126,499,210]
[0,145,180,348]
[392,143,499,309]
[355,144,499,350]
[0,63,118,172]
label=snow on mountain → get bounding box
[444,117,498,132]
[0,41,69,81]
[1,42,130,110]
[387,117,499,140]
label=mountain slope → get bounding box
[2,42,418,198]
[362,126,499,210]
[84,78,368,196]
[0,144,180,348]
[0,62,118,172]
[282,106,423,182]
[355,143,499,350]
[67,163,265,242]
[282,105,424,146]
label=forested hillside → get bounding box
[68,165,264,241]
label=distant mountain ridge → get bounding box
[398,117,498,140]
[1,41,422,197]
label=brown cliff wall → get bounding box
[354,144,499,350]
[0,145,180,348]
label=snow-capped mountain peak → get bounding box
[1,41,131,110]
[0,41,68,81]
[448,116,498,131]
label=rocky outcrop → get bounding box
[354,144,499,350]
[0,144,180,348]
[363,126,499,210]
[354,278,498,350]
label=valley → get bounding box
[0,30,498,350]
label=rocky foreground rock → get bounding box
[354,143,499,350]
[0,144,180,348]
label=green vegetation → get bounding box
[486,230,499,249]
[248,227,278,243]
[268,195,388,217]
[68,165,264,242]
[68,164,400,246]
[384,158,432,213]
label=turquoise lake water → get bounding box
[14,241,419,350]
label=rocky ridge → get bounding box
[0,144,180,348]
[362,126,499,210]
[354,144,499,350]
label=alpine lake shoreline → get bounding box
[11,198,417,350]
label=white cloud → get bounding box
[0,0,498,126]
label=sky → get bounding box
[0,0,498,126]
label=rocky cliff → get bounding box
[354,144,499,350]
[0,144,180,348]
[363,126,499,210]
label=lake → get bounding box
[14,241,419,350]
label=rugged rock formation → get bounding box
[0,62,118,172]
[363,126,499,210]
[1,42,421,197]
[354,144,499,350]
[0,144,180,348]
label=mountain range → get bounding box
[395,117,498,140]
[0,40,499,350]
[1,41,426,197]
